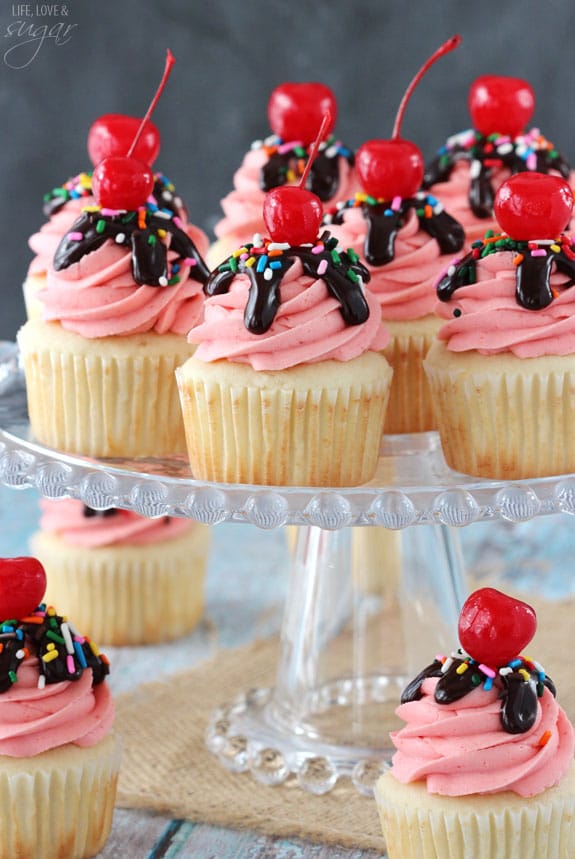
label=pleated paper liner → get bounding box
[176,351,393,486]
[375,765,575,859]
[0,732,120,859]
[17,320,194,458]
[32,524,211,646]
[382,315,442,434]
[425,341,575,479]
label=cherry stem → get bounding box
[298,111,332,189]
[126,49,176,159]
[392,35,461,139]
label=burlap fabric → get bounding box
[114,597,575,851]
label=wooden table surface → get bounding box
[1,485,571,858]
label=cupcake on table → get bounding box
[423,74,574,244]
[177,115,392,488]
[207,81,358,267]
[424,171,575,479]
[31,499,211,646]
[18,51,211,459]
[0,555,119,859]
[25,108,207,321]
[376,587,575,858]
[326,36,464,434]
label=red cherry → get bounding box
[0,557,47,621]
[267,82,337,145]
[87,114,160,167]
[356,139,424,200]
[469,75,535,138]
[92,156,154,210]
[458,587,537,666]
[494,173,573,240]
[263,186,322,244]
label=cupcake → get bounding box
[24,111,206,321]
[0,555,120,859]
[423,75,573,244]
[208,82,358,267]
[18,54,211,458]
[326,36,464,433]
[424,172,575,479]
[177,167,392,487]
[30,500,211,646]
[375,587,575,859]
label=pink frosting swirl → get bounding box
[28,198,91,276]
[328,208,454,320]
[0,658,114,757]
[39,499,193,548]
[390,677,575,797]
[41,230,208,338]
[436,249,575,357]
[214,147,359,244]
[188,257,389,371]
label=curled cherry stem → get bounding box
[127,49,176,159]
[392,35,461,139]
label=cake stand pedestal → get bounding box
[1,340,574,795]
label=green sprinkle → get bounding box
[365,195,377,206]
[347,248,359,264]
[147,234,157,246]
[167,275,181,286]
[330,249,342,265]
[346,268,359,284]
[294,146,307,158]
[439,155,450,167]
[218,263,231,272]
[49,617,58,629]
[122,212,136,223]
[326,236,339,250]
[550,149,558,158]
[229,256,238,273]
[47,630,65,645]
[8,671,17,684]
[416,208,424,217]
[96,219,106,234]
[53,188,68,198]
[471,673,481,686]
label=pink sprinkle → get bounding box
[391,196,402,211]
[278,140,303,154]
[66,655,75,674]
[240,253,249,261]
[530,249,547,257]
[68,231,83,241]
[479,663,496,678]
[311,244,324,255]
[183,257,197,266]
[173,216,184,230]
[73,635,86,644]
[317,259,328,276]
[100,207,120,217]
[526,153,537,170]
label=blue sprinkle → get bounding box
[427,195,438,206]
[172,263,180,274]
[74,641,87,669]
[483,677,493,691]
[1,625,13,633]
[384,209,393,216]
[508,658,522,668]
[338,146,351,157]
[439,145,447,154]
[147,202,159,212]
[15,629,23,640]
[269,261,282,270]
[70,190,80,199]
[256,254,268,273]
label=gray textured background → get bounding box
[1,0,574,341]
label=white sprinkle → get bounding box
[325,146,337,158]
[251,139,263,150]
[252,233,264,248]
[323,215,333,225]
[447,265,456,276]
[267,242,290,251]
[159,276,168,286]
[174,197,183,209]
[154,210,171,220]
[441,657,453,674]
[433,204,444,215]
[499,667,513,676]
[263,268,273,281]
[470,159,482,179]
[61,622,74,655]
[497,143,514,156]
[15,649,25,660]
[162,190,173,201]
[37,675,46,690]
[115,233,126,244]
[415,191,426,201]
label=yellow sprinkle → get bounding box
[232,247,248,258]
[518,668,531,682]
[157,229,167,239]
[245,257,256,267]
[79,173,92,189]
[42,651,59,663]
[47,642,56,651]
[286,169,296,183]
[356,193,368,203]
[89,641,100,657]
[81,205,101,213]
[550,244,561,253]
[456,662,469,675]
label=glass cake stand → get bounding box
[1,340,575,796]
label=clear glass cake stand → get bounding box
[1,340,575,796]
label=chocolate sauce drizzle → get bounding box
[326,192,464,266]
[423,128,572,219]
[0,603,109,694]
[54,207,210,287]
[259,135,354,202]
[206,231,371,335]
[437,233,575,311]
[402,652,555,735]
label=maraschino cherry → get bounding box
[355,35,461,201]
[468,75,535,139]
[87,114,160,167]
[91,49,175,211]
[458,587,537,666]
[267,82,337,145]
[262,113,330,245]
[494,172,574,240]
[0,557,46,621]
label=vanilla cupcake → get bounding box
[0,555,120,859]
[424,172,575,479]
[376,587,575,859]
[31,499,211,645]
[208,82,358,267]
[423,75,573,244]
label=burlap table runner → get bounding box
[114,597,575,851]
